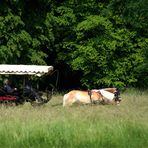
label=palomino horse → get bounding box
[63,88,121,106]
[63,90,103,106]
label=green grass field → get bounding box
[0,89,148,148]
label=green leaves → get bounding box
[0,11,24,63]
[55,6,76,26]
[59,9,145,88]
[76,15,112,41]
[0,0,147,88]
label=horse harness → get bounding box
[88,89,93,104]
[87,89,102,104]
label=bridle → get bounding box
[114,88,121,104]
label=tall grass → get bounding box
[0,90,148,148]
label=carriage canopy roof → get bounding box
[0,64,53,76]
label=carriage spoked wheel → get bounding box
[31,90,52,105]
[39,91,52,103]
[30,100,45,107]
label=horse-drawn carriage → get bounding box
[0,64,54,106]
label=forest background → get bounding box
[0,0,148,90]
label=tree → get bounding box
[0,0,147,89]
[0,0,52,64]
[58,14,144,88]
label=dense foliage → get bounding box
[0,0,147,89]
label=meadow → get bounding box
[0,89,148,148]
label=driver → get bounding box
[3,79,17,94]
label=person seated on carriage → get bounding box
[24,80,32,95]
[24,80,43,103]
[3,79,17,94]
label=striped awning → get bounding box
[0,64,53,76]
